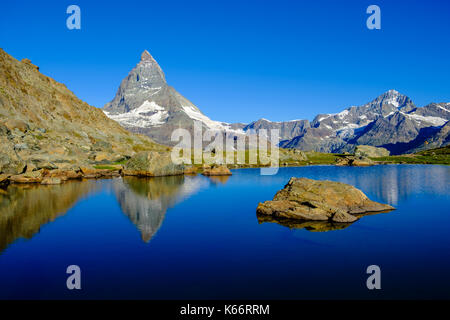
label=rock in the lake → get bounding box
[335,157,352,166]
[335,156,374,167]
[202,165,232,176]
[257,178,394,223]
[351,157,374,167]
[355,145,390,158]
[123,151,184,177]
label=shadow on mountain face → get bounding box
[345,115,443,155]
[380,126,442,155]
[0,180,98,254]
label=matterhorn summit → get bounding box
[103,50,240,145]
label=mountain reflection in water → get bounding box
[111,176,208,242]
[0,165,449,299]
[0,175,210,253]
[0,180,98,253]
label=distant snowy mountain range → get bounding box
[104,51,450,154]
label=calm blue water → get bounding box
[0,165,449,299]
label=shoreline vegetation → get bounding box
[1,145,448,189]
[183,145,450,170]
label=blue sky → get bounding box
[1,0,449,123]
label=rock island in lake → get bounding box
[257,177,395,224]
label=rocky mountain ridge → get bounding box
[275,90,449,154]
[0,48,166,176]
[104,50,244,146]
[104,51,449,155]
[243,90,449,154]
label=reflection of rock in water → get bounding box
[257,209,393,232]
[112,176,207,242]
[209,175,230,185]
[257,215,352,232]
[0,181,96,254]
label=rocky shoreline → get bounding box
[2,147,449,189]
[0,150,237,188]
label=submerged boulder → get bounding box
[257,178,394,223]
[123,151,184,177]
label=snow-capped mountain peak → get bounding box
[103,52,449,154]
[103,50,244,144]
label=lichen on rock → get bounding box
[257,177,394,224]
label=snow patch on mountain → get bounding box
[104,101,168,128]
[337,109,349,118]
[384,97,400,107]
[405,113,447,126]
[437,104,450,112]
[182,105,244,134]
